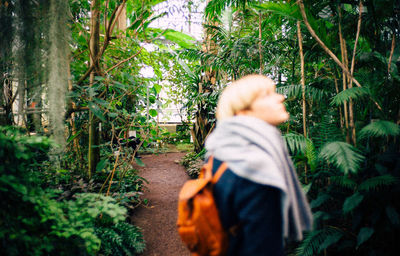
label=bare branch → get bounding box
[297,0,382,111]
[388,33,396,74]
[106,47,143,73]
[350,1,363,80]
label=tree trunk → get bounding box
[0,1,14,125]
[67,58,82,160]
[297,20,308,183]
[338,6,350,143]
[192,2,218,153]
[388,33,395,75]
[347,1,363,146]
[297,21,307,137]
[88,0,101,178]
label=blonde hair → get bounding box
[216,74,275,120]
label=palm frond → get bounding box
[255,1,301,21]
[358,175,399,191]
[359,120,400,139]
[205,0,250,20]
[283,132,308,154]
[256,1,333,48]
[330,87,371,106]
[319,141,365,174]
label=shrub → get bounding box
[0,126,145,255]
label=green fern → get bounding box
[359,120,400,139]
[319,141,365,174]
[95,222,145,256]
[284,132,308,154]
[357,175,399,191]
[277,83,329,102]
[296,227,343,256]
[277,84,302,100]
[305,139,317,172]
[312,114,343,150]
[295,230,324,256]
[330,175,357,189]
[330,87,371,106]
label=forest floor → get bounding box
[131,151,191,256]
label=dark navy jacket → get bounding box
[211,158,284,256]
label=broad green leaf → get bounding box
[385,206,400,225]
[107,112,118,118]
[88,102,106,122]
[96,159,108,172]
[135,157,145,167]
[163,29,196,48]
[67,130,82,144]
[343,192,364,213]
[153,83,162,94]
[311,193,330,209]
[302,183,312,194]
[318,231,343,252]
[112,81,128,91]
[319,141,365,174]
[256,2,302,20]
[149,109,158,117]
[357,227,374,247]
[93,98,109,108]
[359,120,400,139]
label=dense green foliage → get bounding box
[1,0,399,255]
[0,127,145,255]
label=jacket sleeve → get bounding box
[232,177,284,256]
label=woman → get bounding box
[205,74,313,255]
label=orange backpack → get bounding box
[177,156,228,256]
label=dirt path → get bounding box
[131,152,191,256]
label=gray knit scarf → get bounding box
[205,115,313,241]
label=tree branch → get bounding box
[388,33,396,74]
[350,1,363,80]
[106,47,143,73]
[297,0,382,111]
[76,1,127,85]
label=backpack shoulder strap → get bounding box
[211,162,228,184]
